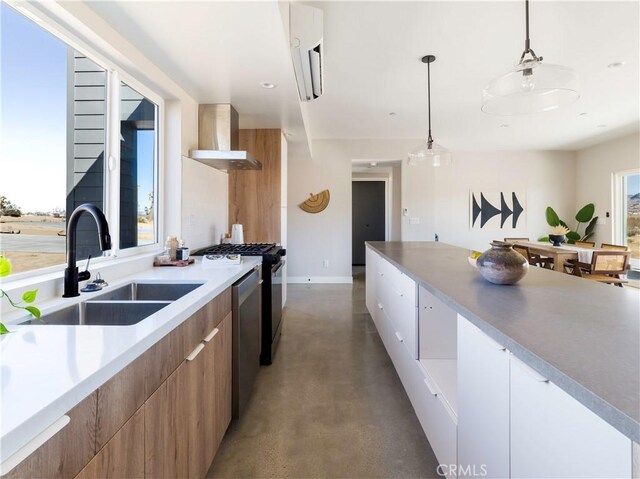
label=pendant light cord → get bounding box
[519,0,541,64]
[427,60,433,145]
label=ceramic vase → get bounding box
[476,241,529,285]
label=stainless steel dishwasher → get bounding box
[232,265,262,418]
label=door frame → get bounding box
[352,177,391,241]
[613,168,640,271]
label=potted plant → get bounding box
[0,256,40,334]
[548,225,570,247]
[540,204,598,244]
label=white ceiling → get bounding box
[85,0,639,152]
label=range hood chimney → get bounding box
[188,104,262,170]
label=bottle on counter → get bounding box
[166,236,179,261]
[176,239,190,261]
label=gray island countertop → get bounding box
[367,241,640,443]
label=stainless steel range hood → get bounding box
[188,104,262,170]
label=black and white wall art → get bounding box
[470,191,526,230]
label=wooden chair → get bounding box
[601,243,630,251]
[564,241,596,273]
[513,244,553,269]
[504,237,530,242]
[574,241,595,248]
[572,250,631,287]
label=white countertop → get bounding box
[0,256,262,463]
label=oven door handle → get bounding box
[271,261,284,274]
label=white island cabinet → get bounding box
[457,317,509,479]
[510,355,632,479]
[365,243,636,479]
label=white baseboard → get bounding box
[288,276,354,284]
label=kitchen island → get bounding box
[366,241,639,478]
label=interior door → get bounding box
[352,181,386,265]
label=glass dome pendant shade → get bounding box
[408,55,452,167]
[481,0,579,115]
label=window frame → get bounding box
[613,168,640,271]
[1,1,164,282]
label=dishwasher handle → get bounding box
[233,267,261,306]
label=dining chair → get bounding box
[574,241,595,248]
[564,241,596,273]
[504,237,530,242]
[513,244,553,269]
[572,250,630,287]
[601,243,630,251]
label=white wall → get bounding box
[402,151,577,252]
[288,139,578,281]
[575,132,640,246]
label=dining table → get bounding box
[513,241,605,272]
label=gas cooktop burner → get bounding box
[194,243,277,256]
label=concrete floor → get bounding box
[208,267,440,479]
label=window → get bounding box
[120,82,158,249]
[0,3,161,275]
[621,172,640,271]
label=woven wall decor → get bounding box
[299,190,330,214]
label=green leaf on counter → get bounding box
[22,289,38,304]
[575,203,595,223]
[25,306,41,319]
[538,236,549,242]
[0,323,9,335]
[0,256,11,277]
[545,207,560,227]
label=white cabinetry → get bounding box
[510,355,632,479]
[457,316,509,479]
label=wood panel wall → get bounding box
[229,129,281,243]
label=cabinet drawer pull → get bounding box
[203,328,219,343]
[395,331,404,343]
[440,396,458,423]
[513,355,549,383]
[0,415,70,475]
[377,303,384,310]
[423,376,438,396]
[186,343,205,361]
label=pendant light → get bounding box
[482,0,579,115]
[409,55,451,167]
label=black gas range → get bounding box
[193,243,285,365]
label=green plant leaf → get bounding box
[545,207,561,227]
[22,289,38,304]
[585,216,598,236]
[567,231,581,243]
[0,256,11,277]
[538,236,550,242]
[25,306,41,319]
[0,322,9,335]
[559,219,569,229]
[581,232,594,242]
[575,203,595,223]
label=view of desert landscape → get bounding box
[0,214,154,273]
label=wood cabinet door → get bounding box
[213,312,233,451]
[96,356,146,450]
[186,340,212,479]
[3,392,97,479]
[144,362,188,479]
[75,407,144,479]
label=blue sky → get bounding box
[628,174,640,196]
[1,3,154,214]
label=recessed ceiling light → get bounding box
[284,132,293,137]
[579,112,588,116]
[499,124,509,128]
[260,82,276,89]
[607,61,626,69]
[369,162,378,167]
[389,112,397,117]
[597,124,608,128]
